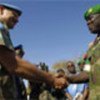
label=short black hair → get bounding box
[57,69,65,73]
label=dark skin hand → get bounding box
[55,71,89,84]
[67,72,89,83]
[0,45,68,89]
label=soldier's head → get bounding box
[84,5,100,34]
[66,61,76,74]
[0,3,22,29]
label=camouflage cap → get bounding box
[84,4,100,20]
[0,3,22,16]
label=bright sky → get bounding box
[0,0,99,69]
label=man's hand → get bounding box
[51,72,69,89]
[53,77,69,89]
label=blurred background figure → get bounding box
[14,44,27,100]
[29,62,52,100]
[52,69,67,100]
[65,61,89,100]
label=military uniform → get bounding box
[84,5,100,100]
[86,35,100,100]
[0,22,18,99]
[0,4,21,100]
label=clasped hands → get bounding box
[53,73,69,90]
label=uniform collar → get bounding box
[0,22,9,32]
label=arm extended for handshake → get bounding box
[0,45,68,89]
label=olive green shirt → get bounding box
[86,35,100,99]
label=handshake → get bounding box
[48,73,69,90]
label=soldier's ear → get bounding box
[0,6,4,15]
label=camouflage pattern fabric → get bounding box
[0,23,18,100]
[0,74,18,100]
[87,36,100,100]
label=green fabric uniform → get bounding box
[0,23,18,100]
[84,5,100,99]
[87,35,100,100]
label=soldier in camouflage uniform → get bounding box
[66,5,100,100]
[0,3,68,100]
[0,4,22,100]
[84,4,100,99]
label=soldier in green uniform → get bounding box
[65,5,100,99]
[0,3,68,100]
[84,4,100,99]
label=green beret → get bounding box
[0,3,22,16]
[84,4,100,20]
